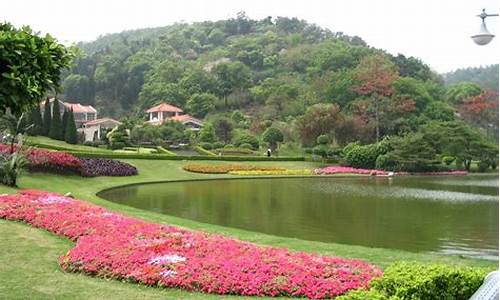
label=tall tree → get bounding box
[213,117,234,143]
[64,109,78,144]
[30,104,44,135]
[49,99,63,140]
[295,103,344,146]
[42,98,52,136]
[61,109,69,138]
[353,54,399,142]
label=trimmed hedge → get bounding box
[194,146,217,156]
[339,262,490,300]
[156,146,176,156]
[67,151,305,161]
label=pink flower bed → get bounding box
[0,190,382,299]
[315,166,387,176]
[0,144,82,173]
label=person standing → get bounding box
[267,148,272,157]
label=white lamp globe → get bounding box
[472,21,495,45]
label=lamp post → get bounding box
[471,9,498,46]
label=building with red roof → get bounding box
[40,98,97,128]
[145,102,203,130]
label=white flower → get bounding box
[149,254,186,265]
[36,195,71,204]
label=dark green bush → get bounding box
[371,262,488,300]
[233,134,259,150]
[312,144,330,159]
[239,143,253,150]
[212,141,224,149]
[316,134,329,145]
[442,156,455,165]
[477,161,489,172]
[224,144,234,148]
[199,142,213,150]
[342,142,387,169]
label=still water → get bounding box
[99,175,499,260]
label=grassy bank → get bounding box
[0,159,497,299]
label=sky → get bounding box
[1,0,498,73]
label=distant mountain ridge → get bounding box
[443,64,498,91]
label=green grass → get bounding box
[0,159,497,299]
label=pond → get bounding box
[99,175,499,260]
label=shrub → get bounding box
[313,144,330,159]
[477,161,489,172]
[79,158,137,177]
[442,156,455,165]
[239,143,253,150]
[212,141,224,149]
[262,127,284,150]
[0,151,27,187]
[224,144,234,148]
[199,142,213,150]
[342,142,383,169]
[194,146,217,156]
[371,262,489,300]
[233,133,259,150]
[316,134,329,145]
[335,289,388,300]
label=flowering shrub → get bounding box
[0,190,382,299]
[315,166,387,176]
[0,144,82,174]
[0,144,137,177]
[80,158,138,177]
[229,169,314,176]
[183,163,285,174]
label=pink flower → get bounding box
[0,190,382,299]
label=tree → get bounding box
[107,125,129,149]
[262,127,284,151]
[213,117,234,143]
[213,61,252,108]
[198,123,216,143]
[61,109,69,138]
[186,93,217,118]
[64,109,78,144]
[353,54,399,142]
[0,23,73,114]
[42,98,51,136]
[458,90,498,136]
[445,82,482,104]
[49,99,63,140]
[295,103,344,146]
[29,104,43,135]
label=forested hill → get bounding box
[61,14,438,118]
[443,64,499,91]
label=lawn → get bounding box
[0,158,497,299]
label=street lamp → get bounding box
[471,9,498,46]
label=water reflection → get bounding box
[99,175,499,260]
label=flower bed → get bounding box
[183,163,285,174]
[0,144,137,177]
[315,166,387,176]
[229,169,314,176]
[79,158,138,177]
[0,190,382,299]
